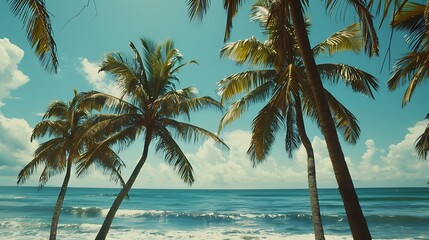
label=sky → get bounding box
[0,0,428,189]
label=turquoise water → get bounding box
[0,187,428,239]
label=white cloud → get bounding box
[0,39,37,185]
[79,57,120,96]
[14,121,428,189]
[0,38,29,107]
[131,120,429,189]
[0,112,37,181]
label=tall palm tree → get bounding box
[386,1,429,160]
[218,3,378,238]
[187,0,379,238]
[79,38,227,239]
[17,90,126,240]
[8,0,58,73]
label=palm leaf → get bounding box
[155,127,194,185]
[312,23,363,56]
[387,51,429,106]
[248,99,283,164]
[325,0,379,56]
[161,118,228,148]
[220,37,275,66]
[415,122,429,160]
[219,81,274,132]
[31,120,66,141]
[186,0,211,20]
[325,91,361,144]
[317,63,379,99]
[8,0,58,73]
[217,70,276,103]
[284,104,301,158]
[392,2,426,51]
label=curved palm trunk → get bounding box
[49,158,72,240]
[294,97,325,240]
[289,1,371,239]
[95,129,153,240]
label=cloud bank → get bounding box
[0,38,36,182]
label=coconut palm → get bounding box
[17,90,126,240]
[187,0,378,238]
[7,0,58,73]
[78,38,227,239]
[386,1,429,160]
[217,3,378,239]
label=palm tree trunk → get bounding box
[294,97,325,240]
[49,158,72,240]
[289,1,371,239]
[95,129,153,240]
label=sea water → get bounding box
[0,187,428,239]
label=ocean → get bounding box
[0,187,427,239]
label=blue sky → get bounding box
[0,1,427,189]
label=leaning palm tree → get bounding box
[218,3,378,239]
[17,90,126,240]
[79,38,227,239]
[8,0,58,73]
[386,1,429,160]
[187,0,379,238]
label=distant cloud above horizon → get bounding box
[79,57,120,97]
[0,39,37,182]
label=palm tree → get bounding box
[7,0,58,73]
[78,38,227,239]
[217,3,378,238]
[386,1,429,160]
[187,0,379,238]
[17,90,126,240]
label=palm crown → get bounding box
[79,38,227,185]
[217,1,378,163]
[17,90,125,186]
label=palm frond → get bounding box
[312,23,363,56]
[317,63,379,99]
[43,100,68,119]
[17,138,63,184]
[368,0,409,26]
[186,0,211,20]
[270,63,305,110]
[387,51,429,106]
[220,37,275,66]
[217,70,276,103]
[100,53,142,98]
[219,81,274,132]
[31,120,66,141]
[248,99,283,164]
[223,0,245,41]
[155,127,194,185]
[129,41,148,85]
[325,0,379,56]
[284,104,301,158]
[415,122,429,160]
[79,121,141,167]
[79,91,140,115]
[8,0,58,73]
[392,2,428,52]
[325,91,361,144]
[76,144,125,180]
[161,118,228,149]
